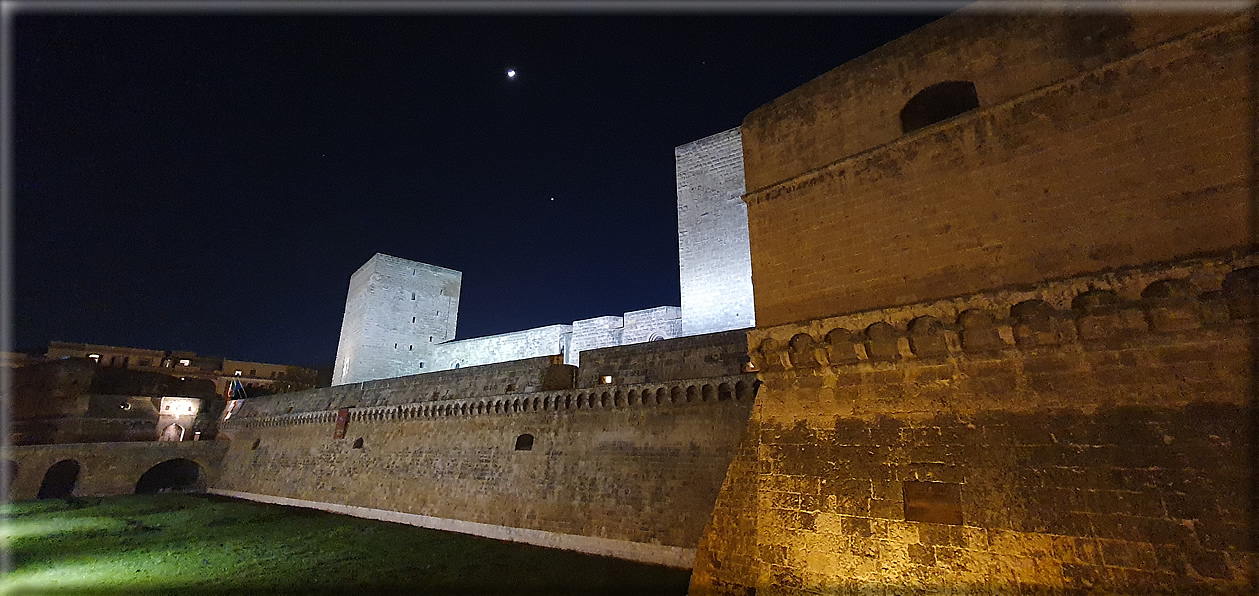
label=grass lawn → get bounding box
[1,494,693,595]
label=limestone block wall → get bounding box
[213,374,758,567]
[622,306,683,344]
[333,253,462,385]
[740,8,1226,192]
[571,315,627,365]
[430,324,572,372]
[233,356,572,418]
[6,441,228,500]
[676,128,755,337]
[742,12,1252,328]
[689,254,1258,594]
[577,329,751,389]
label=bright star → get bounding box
[506,69,517,79]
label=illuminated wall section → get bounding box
[676,128,755,337]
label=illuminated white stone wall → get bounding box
[332,253,461,385]
[570,315,625,366]
[430,325,572,372]
[568,307,681,365]
[622,306,682,344]
[331,129,754,381]
[675,128,755,336]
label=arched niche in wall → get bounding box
[900,81,980,134]
[514,434,534,451]
[38,459,80,499]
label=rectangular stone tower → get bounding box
[332,253,461,385]
[676,127,755,336]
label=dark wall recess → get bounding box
[514,434,534,451]
[903,481,963,525]
[899,81,980,134]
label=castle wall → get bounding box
[690,256,1258,594]
[233,356,571,418]
[576,329,751,389]
[740,9,1225,193]
[332,253,461,385]
[676,128,756,337]
[622,306,683,344]
[430,324,572,372]
[742,13,1252,329]
[213,375,757,567]
[570,316,625,366]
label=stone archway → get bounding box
[159,423,185,442]
[135,458,205,494]
[37,459,80,499]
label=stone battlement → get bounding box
[749,252,1259,373]
[221,372,758,430]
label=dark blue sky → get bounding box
[14,10,941,366]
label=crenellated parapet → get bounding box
[748,253,1258,373]
[221,373,758,430]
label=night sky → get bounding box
[14,10,942,367]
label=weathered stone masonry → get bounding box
[214,332,759,567]
[691,255,1258,593]
[690,7,1255,595]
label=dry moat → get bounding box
[1,494,692,595]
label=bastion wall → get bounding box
[691,7,1255,594]
[742,11,1251,328]
[211,330,759,567]
[690,254,1258,594]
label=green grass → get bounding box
[1,494,692,595]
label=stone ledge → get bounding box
[206,489,698,569]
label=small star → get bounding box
[550,197,555,201]
[506,69,517,79]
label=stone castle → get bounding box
[7,6,1255,594]
[331,126,754,385]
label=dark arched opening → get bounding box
[515,434,534,451]
[135,458,205,494]
[38,459,81,499]
[900,81,980,134]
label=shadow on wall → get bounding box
[134,458,205,494]
[37,459,80,499]
[3,460,16,498]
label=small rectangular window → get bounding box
[903,481,963,525]
[412,317,416,323]
[412,292,416,300]
[409,345,413,350]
